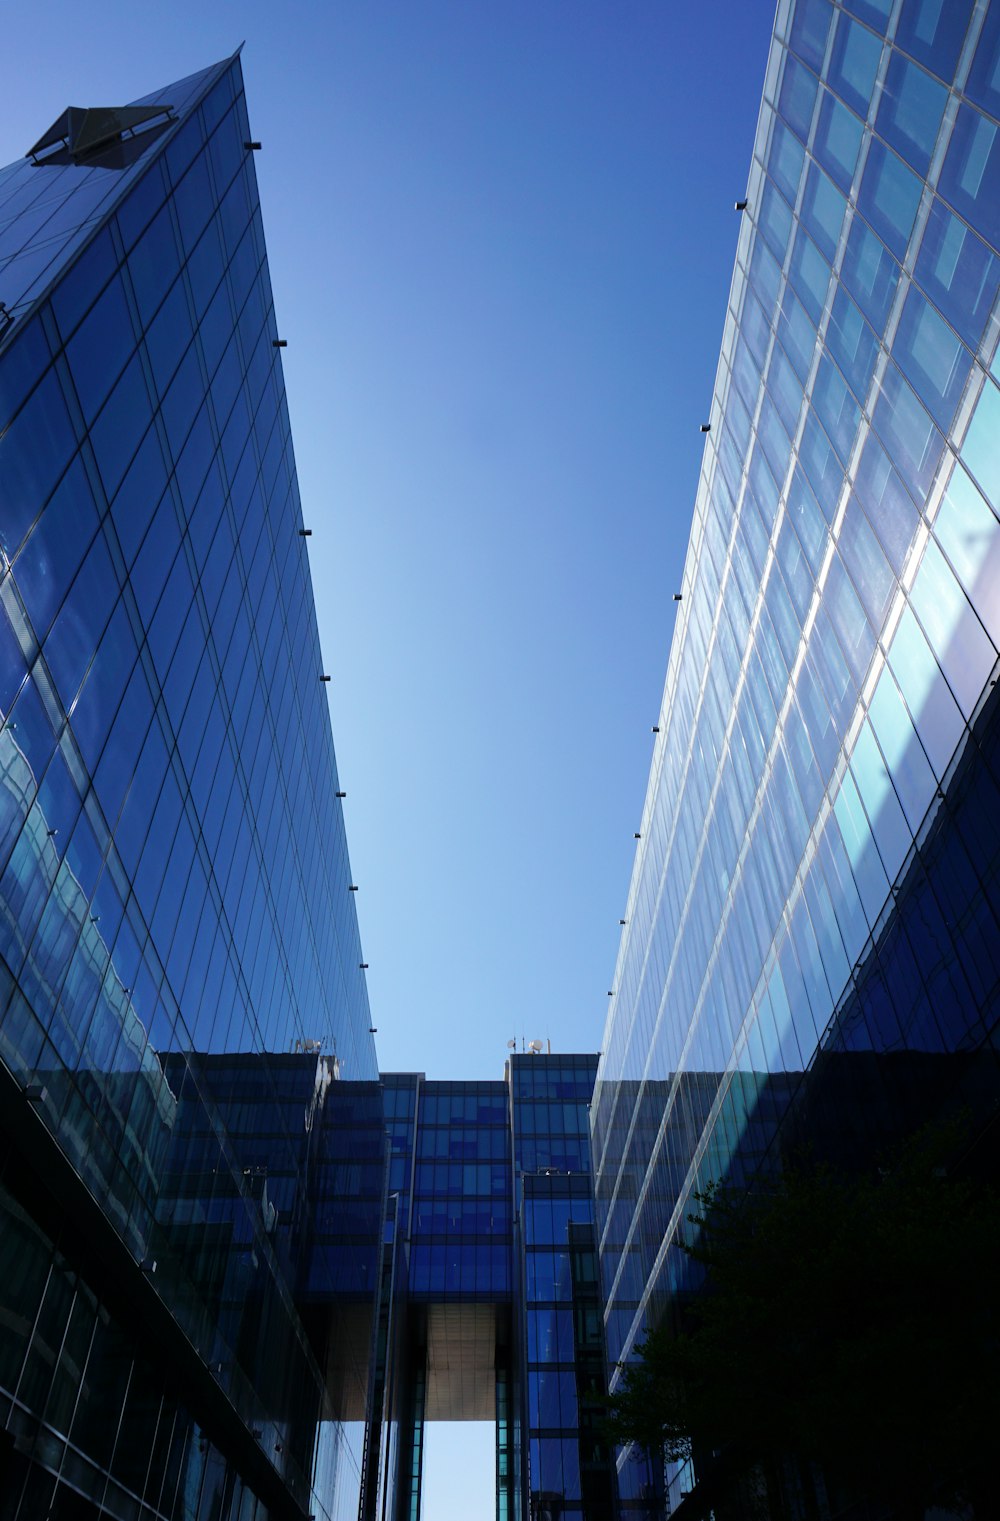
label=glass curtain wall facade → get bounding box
[592,0,1000,1514]
[364,1058,616,1521]
[0,56,379,1521]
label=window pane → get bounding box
[779,52,819,140]
[876,53,947,175]
[840,215,898,333]
[966,2,1000,120]
[828,15,882,116]
[857,140,922,258]
[894,0,974,82]
[938,106,1000,254]
[891,286,971,433]
[914,198,1000,353]
[814,90,864,191]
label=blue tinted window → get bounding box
[767,343,802,436]
[768,119,806,204]
[779,53,819,140]
[841,0,891,34]
[173,153,215,256]
[145,278,194,396]
[875,54,946,176]
[915,199,999,353]
[799,411,844,520]
[66,275,135,425]
[873,364,943,499]
[44,533,118,709]
[854,434,919,573]
[0,320,49,437]
[938,107,1000,254]
[789,0,832,71]
[828,16,882,116]
[788,227,830,322]
[777,286,817,381]
[840,216,898,332]
[891,286,972,432]
[50,228,115,341]
[801,163,847,261]
[748,235,782,314]
[14,456,98,639]
[894,0,974,81]
[825,288,878,402]
[109,428,168,569]
[812,355,860,464]
[90,355,154,501]
[966,3,1000,119]
[857,140,922,257]
[0,369,76,562]
[127,204,180,327]
[814,91,864,192]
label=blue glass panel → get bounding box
[838,495,893,629]
[966,3,1000,120]
[891,286,972,432]
[777,285,816,380]
[894,0,974,82]
[109,428,168,569]
[127,204,181,327]
[779,53,819,141]
[788,227,830,322]
[915,198,1000,353]
[14,456,98,639]
[825,288,878,402]
[857,140,922,258]
[813,91,864,192]
[876,53,947,177]
[50,228,115,341]
[938,106,1000,254]
[960,379,1000,513]
[748,235,782,315]
[841,0,891,34]
[768,119,806,204]
[786,467,828,576]
[828,15,882,116]
[757,179,793,261]
[0,368,76,562]
[840,215,898,332]
[853,435,919,574]
[789,0,833,71]
[66,275,136,426]
[0,320,49,436]
[172,153,215,256]
[934,465,1000,648]
[90,354,154,501]
[799,411,844,521]
[767,343,802,436]
[800,163,847,261]
[872,364,943,500]
[811,355,860,463]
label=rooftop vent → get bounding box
[28,103,175,169]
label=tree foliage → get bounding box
[605,1126,1000,1515]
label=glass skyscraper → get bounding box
[593,0,1000,1515]
[0,53,380,1521]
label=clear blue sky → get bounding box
[3,1,772,1512]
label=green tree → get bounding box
[606,1129,1000,1519]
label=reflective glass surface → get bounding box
[0,55,376,1521]
[593,4,1000,1515]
